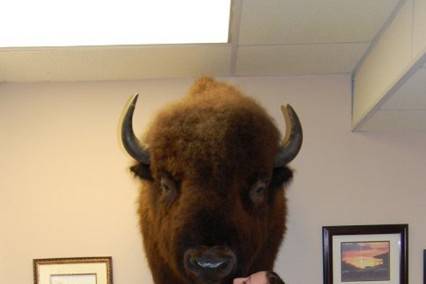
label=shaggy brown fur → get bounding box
[131,77,293,284]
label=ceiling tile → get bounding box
[236,43,368,76]
[0,45,231,82]
[239,0,401,45]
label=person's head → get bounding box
[233,271,285,284]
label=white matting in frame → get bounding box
[50,274,97,284]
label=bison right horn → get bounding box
[274,105,303,167]
[120,94,151,165]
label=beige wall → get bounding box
[1,75,425,283]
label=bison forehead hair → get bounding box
[121,77,302,284]
[146,77,280,183]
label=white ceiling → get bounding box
[0,0,401,82]
[238,0,400,44]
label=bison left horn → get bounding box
[120,94,150,165]
[274,105,303,167]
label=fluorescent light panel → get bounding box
[1,0,231,47]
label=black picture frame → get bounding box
[423,250,425,284]
[322,224,408,284]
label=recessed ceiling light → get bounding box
[0,0,231,48]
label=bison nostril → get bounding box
[184,246,236,280]
[193,256,226,269]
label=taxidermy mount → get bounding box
[120,77,302,284]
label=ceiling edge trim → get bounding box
[229,0,243,75]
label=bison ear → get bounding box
[270,166,293,189]
[130,163,153,181]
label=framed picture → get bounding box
[33,257,113,284]
[322,224,408,284]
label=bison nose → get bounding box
[184,246,236,281]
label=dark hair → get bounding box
[267,271,285,284]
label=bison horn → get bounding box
[120,94,150,165]
[274,105,303,167]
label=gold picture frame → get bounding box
[33,257,113,284]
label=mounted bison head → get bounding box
[120,78,302,284]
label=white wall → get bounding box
[1,75,425,284]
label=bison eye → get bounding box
[249,180,267,205]
[160,176,177,199]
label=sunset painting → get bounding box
[340,241,390,282]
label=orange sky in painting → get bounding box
[342,242,389,269]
